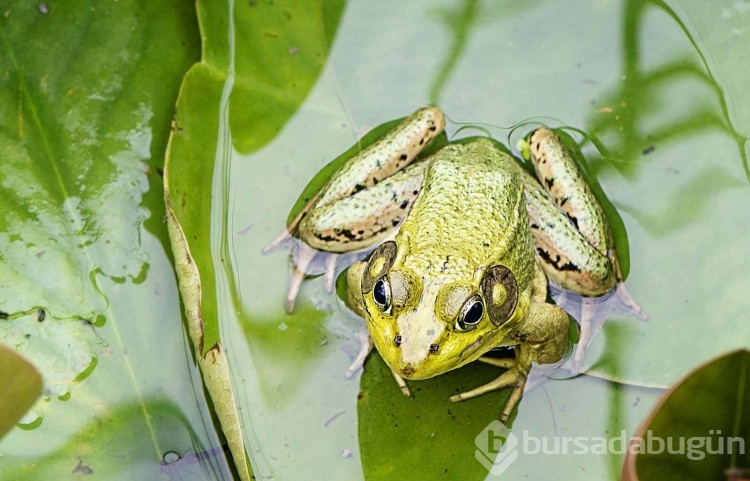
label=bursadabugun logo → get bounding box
[474,418,745,476]
[474,420,519,476]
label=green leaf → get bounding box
[1,401,230,480]
[0,345,42,439]
[358,354,511,480]
[622,349,750,480]
[0,1,230,478]
[164,0,346,477]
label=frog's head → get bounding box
[361,241,528,380]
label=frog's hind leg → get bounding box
[264,107,445,313]
[527,128,611,260]
[519,134,616,296]
[522,128,647,372]
[269,160,429,312]
[298,161,427,253]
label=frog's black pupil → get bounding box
[373,279,388,307]
[464,301,483,325]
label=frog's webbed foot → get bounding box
[345,327,373,378]
[449,358,526,422]
[286,244,341,314]
[265,108,444,314]
[557,280,648,375]
[611,281,648,321]
[264,230,344,313]
[343,325,411,397]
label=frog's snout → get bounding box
[401,364,416,377]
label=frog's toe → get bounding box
[284,243,318,313]
[477,357,516,369]
[323,253,339,293]
[614,282,648,321]
[262,228,293,255]
[569,300,597,374]
[500,383,525,422]
[284,268,304,313]
[570,344,586,376]
[345,328,373,378]
[391,370,412,398]
[449,366,525,403]
[449,366,527,422]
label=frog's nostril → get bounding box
[394,335,402,347]
[429,343,439,354]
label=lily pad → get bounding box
[163,0,346,478]
[0,1,231,479]
[622,349,750,480]
[0,345,42,439]
[358,354,512,480]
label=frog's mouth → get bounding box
[376,349,443,380]
[393,357,451,380]
[398,364,438,380]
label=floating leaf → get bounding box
[622,349,750,480]
[0,1,229,478]
[163,1,346,477]
[358,354,511,480]
[0,345,42,439]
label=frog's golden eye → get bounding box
[481,264,518,326]
[362,241,397,294]
[455,294,483,332]
[372,277,392,312]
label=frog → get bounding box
[264,107,644,421]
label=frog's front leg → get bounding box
[450,263,570,422]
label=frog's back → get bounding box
[399,139,533,282]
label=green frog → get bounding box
[265,107,642,421]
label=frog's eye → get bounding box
[372,277,392,312]
[455,294,484,332]
[362,241,398,294]
[481,264,518,326]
